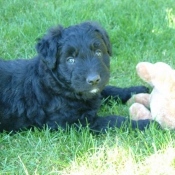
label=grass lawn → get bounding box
[1,0,175,174]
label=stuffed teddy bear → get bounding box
[128,62,175,129]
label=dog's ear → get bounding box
[36,25,64,69]
[96,26,112,56]
[88,22,112,56]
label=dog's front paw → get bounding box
[129,86,149,94]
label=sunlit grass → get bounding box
[166,8,175,29]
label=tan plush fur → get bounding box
[128,62,175,129]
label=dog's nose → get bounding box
[86,74,101,85]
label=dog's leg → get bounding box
[90,115,159,133]
[101,85,149,104]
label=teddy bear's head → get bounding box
[136,62,175,98]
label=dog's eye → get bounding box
[95,50,102,57]
[67,57,75,64]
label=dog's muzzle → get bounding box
[86,74,101,85]
[86,74,101,94]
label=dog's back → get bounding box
[0,58,42,132]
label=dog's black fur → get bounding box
[0,21,152,133]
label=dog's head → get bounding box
[36,21,112,99]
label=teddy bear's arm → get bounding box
[127,93,150,108]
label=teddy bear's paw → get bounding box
[129,103,152,120]
[127,93,150,107]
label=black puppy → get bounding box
[0,21,150,133]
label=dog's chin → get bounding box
[89,88,100,94]
[74,88,101,100]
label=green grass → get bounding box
[1,0,175,174]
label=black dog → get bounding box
[0,21,151,133]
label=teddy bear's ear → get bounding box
[151,63,175,95]
[136,62,154,86]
